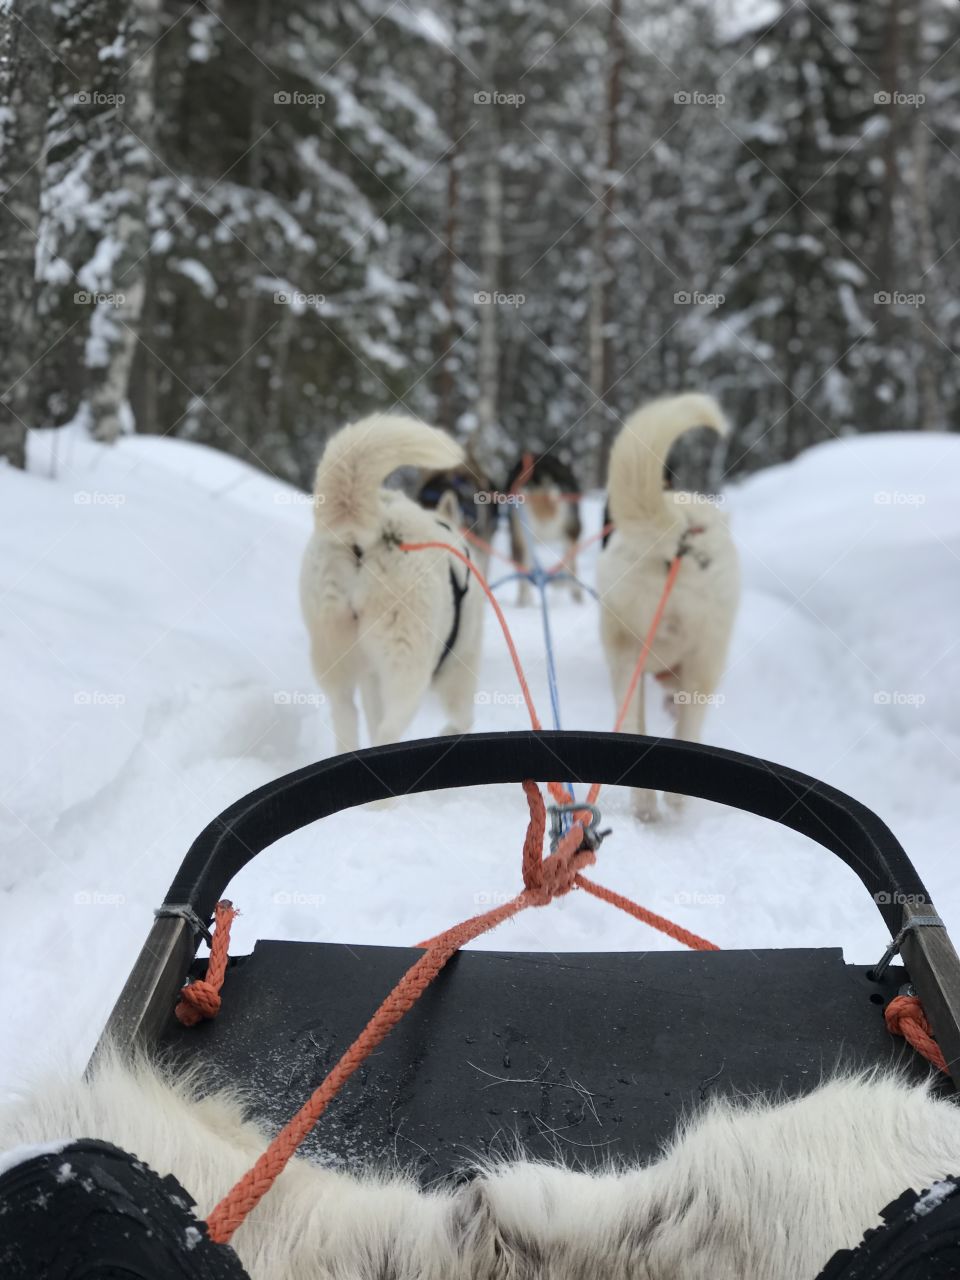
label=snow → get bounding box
[0,1141,68,1178]
[1,428,959,1097]
[914,1178,957,1217]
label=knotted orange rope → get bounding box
[204,781,594,1243]
[174,900,237,1026]
[885,994,949,1074]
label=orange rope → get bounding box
[463,519,614,579]
[584,554,683,807]
[205,782,592,1243]
[400,539,572,809]
[462,527,527,575]
[885,994,949,1074]
[576,875,718,952]
[546,521,614,571]
[174,900,237,1026]
[191,538,714,1240]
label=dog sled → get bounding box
[2,729,960,1277]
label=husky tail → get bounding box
[313,414,463,541]
[607,393,727,528]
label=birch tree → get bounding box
[0,0,53,467]
[86,0,159,443]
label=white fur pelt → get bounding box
[300,414,485,751]
[598,393,740,820]
[2,1052,958,1279]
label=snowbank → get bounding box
[1,426,958,1091]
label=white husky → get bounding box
[598,393,739,819]
[300,415,485,751]
[2,1052,958,1279]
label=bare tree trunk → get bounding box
[876,0,902,293]
[0,0,53,468]
[87,0,161,443]
[589,0,625,484]
[473,114,502,464]
[436,19,464,433]
[910,6,941,430]
[236,0,269,453]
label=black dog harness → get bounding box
[434,522,470,675]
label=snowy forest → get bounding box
[1,0,958,488]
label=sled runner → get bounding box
[2,730,959,1277]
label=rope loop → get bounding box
[885,993,949,1075]
[174,900,237,1027]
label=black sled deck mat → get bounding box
[161,942,929,1180]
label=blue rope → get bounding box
[516,504,576,818]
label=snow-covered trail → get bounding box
[1,428,959,1093]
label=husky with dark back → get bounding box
[504,453,584,605]
[300,415,485,751]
